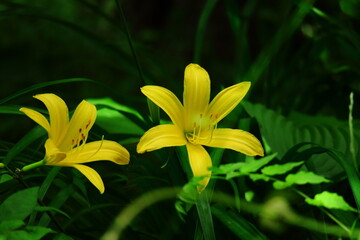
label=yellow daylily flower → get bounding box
[20,93,130,194]
[137,63,264,191]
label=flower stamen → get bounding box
[186,112,218,144]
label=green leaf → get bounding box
[273,171,330,189]
[147,98,160,125]
[194,0,218,63]
[6,226,54,240]
[248,174,271,182]
[195,191,215,240]
[35,206,70,219]
[0,105,23,115]
[38,184,74,227]
[3,126,46,165]
[240,153,278,174]
[0,78,96,105]
[210,162,244,175]
[207,148,225,194]
[0,220,24,231]
[0,187,39,221]
[261,161,304,176]
[38,167,61,201]
[87,97,145,136]
[211,153,277,177]
[87,97,143,120]
[305,191,357,212]
[340,0,360,18]
[244,102,360,178]
[212,205,268,240]
[53,233,74,240]
[95,108,144,135]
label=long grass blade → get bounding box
[0,78,95,105]
[194,0,218,63]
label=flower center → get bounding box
[185,113,218,144]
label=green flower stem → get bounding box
[21,160,45,172]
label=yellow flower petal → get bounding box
[137,124,187,153]
[186,143,212,192]
[34,94,69,145]
[60,140,130,165]
[206,82,250,123]
[72,164,105,194]
[204,128,264,156]
[58,100,97,151]
[141,86,184,128]
[183,64,210,131]
[20,107,50,133]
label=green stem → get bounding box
[348,92,357,171]
[196,191,216,240]
[114,0,146,86]
[21,160,45,172]
[228,179,241,211]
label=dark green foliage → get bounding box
[0,0,359,239]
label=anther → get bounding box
[85,119,91,129]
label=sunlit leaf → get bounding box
[211,153,277,177]
[210,162,244,175]
[273,171,330,189]
[249,174,271,182]
[305,191,357,212]
[240,153,278,173]
[261,161,304,176]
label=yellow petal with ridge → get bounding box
[20,107,50,133]
[141,86,184,129]
[206,82,250,123]
[59,100,96,152]
[183,64,210,131]
[204,128,264,156]
[61,140,130,165]
[137,124,186,153]
[186,143,212,192]
[34,94,69,145]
